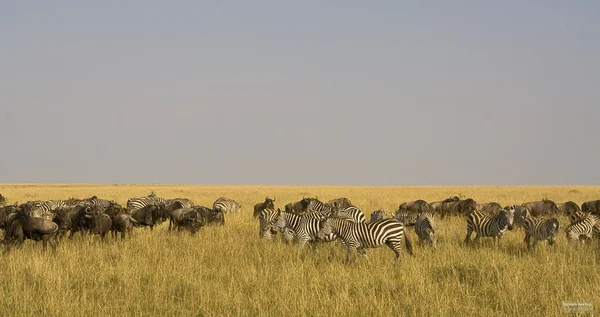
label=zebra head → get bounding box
[272,210,286,233]
[501,206,516,230]
[316,218,333,240]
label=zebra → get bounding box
[166,198,194,209]
[369,210,388,223]
[393,211,418,226]
[414,212,436,247]
[31,200,67,219]
[464,207,515,247]
[258,208,280,240]
[213,197,241,213]
[272,211,337,249]
[127,192,166,212]
[523,216,560,249]
[564,213,599,244]
[333,206,366,223]
[316,217,413,264]
[304,198,334,216]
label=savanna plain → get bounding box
[1,184,599,317]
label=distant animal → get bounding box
[398,200,431,214]
[429,196,460,214]
[272,211,337,249]
[581,200,600,216]
[523,216,559,249]
[317,217,413,264]
[213,197,241,213]
[254,197,275,218]
[464,207,515,247]
[475,202,502,215]
[443,198,477,218]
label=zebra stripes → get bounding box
[334,206,366,223]
[31,200,67,219]
[317,217,413,264]
[369,210,388,223]
[564,213,599,244]
[464,207,515,247]
[272,211,337,249]
[213,197,241,213]
[523,216,559,249]
[127,192,166,212]
[258,208,280,240]
[415,213,436,247]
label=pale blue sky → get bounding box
[1,2,599,185]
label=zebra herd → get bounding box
[255,196,600,264]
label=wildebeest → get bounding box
[91,212,112,240]
[476,202,502,215]
[130,204,162,230]
[284,198,312,214]
[68,205,95,239]
[253,197,275,218]
[51,207,72,240]
[213,197,241,213]
[102,202,127,219]
[0,203,19,229]
[429,196,460,214]
[195,206,225,226]
[4,210,58,250]
[507,205,530,228]
[327,197,353,210]
[166,207,197,231]
[581,200,600,216]
[557,201,582,220]
[521,200,560,217]
[0,194,6,207]
[398,200,431,214]
[111,213,138,239]
[176,209,205,235]
[441,198,477,218]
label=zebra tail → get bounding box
[404,231,414,256]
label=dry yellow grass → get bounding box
[0,184,599,316]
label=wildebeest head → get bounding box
[501,206,516,230]
[0,194,6,206]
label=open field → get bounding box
[1,184,599,316]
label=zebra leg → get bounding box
[497,235,503,248]
[524,233,531,250]
[345,246,356,265]
[385,241,401,262]
[532,238,538,249]
[464,228,473,245]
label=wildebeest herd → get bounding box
[1,192,599,264]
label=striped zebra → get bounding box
[127,192,166,212]
[31,200,67,219]
[464,207,515,247]
[166,198,194,209]
[564,213,599,244]
[334,206,366,223]
[369,210,388,223]
[258,208,280,240]
[414,212,436,247]
[393,211,418,226]
[213,197,241,213]
[523,216,559,249]
[317,217,413,264]
[272,211,337,249]
[305,198,333,215]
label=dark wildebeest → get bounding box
[284,197,314,214]
[103,202,127,219]
[111,213,139,239]
[4,210,58,250]
[91,212,112,240]
[51,207,72,241]
[441,198,477,218]
[327,197,353,210]
[369,210,388,223]
[476,202,502,215]
[0,194,6,208]
[557,201,582,221]
[521,200,560,217]
[581,200,600,216]
[0,203,19,229]
[429,196,460,214]
[253,197,276,218]
[68,205,95,239]
[130,204,161,229]
[398,200,431,214]
[167,207,197,231]
[176,209,205,235]
[195,206,225,226]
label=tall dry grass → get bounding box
[0,184,599,316]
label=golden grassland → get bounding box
[1,184,600,317]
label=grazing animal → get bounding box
[51,207,72,241]
[317,217,413,264]
[258,208,280,240]
[91,212,112,240]
[557,201,581,218]
[442,198,477,218]
[4,210,58,250]
[581,200,600,216]
[475,202,502,215]
[254,197,275,218]
[0,203,19,229]
[414,213,436,247]
[213,197,241,213]
[369,210,388,223]
[327,197,354,210]
[30,200,67,219]
[195,206,225,226]
[521,200,560,217]
[429,196,460,214]
[398,200,431,214]
[127,192,167,212]
[130,204,161,229]
[464,207,515,247]
[332,205,366,223]
[523,216,559,249]
[272,211,337,249]
[111,213,138,239]
[0,194,6,207]
[68,205,95,239]
[564,213,599,244]
[176,209,205,235]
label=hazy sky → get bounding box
[1,2,599,185]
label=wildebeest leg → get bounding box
[497,235,503,248]
[524,233,531,250]
[121,231,126,240]
[345,246,356,265]
[464,229,473,245]
[532,238,539,249]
